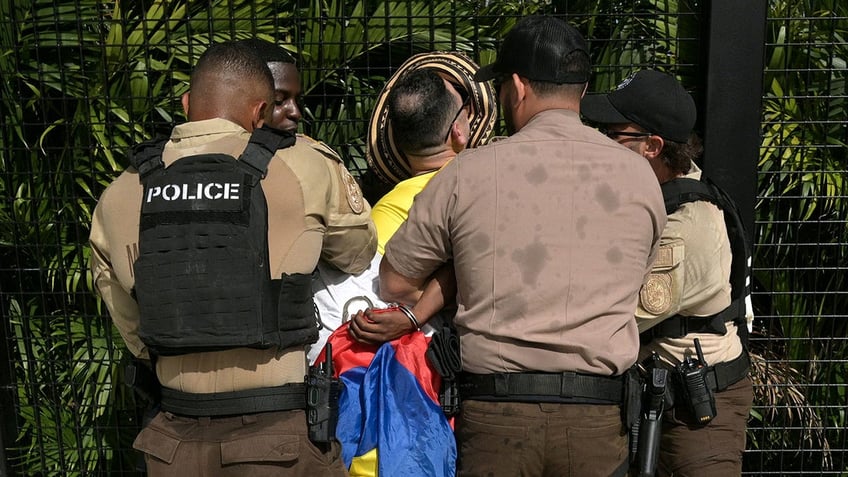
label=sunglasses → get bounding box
[599,128,653,139]
[444,82,472,142]
[448,81,470,105]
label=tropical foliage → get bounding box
[0,0,846,474]
[751,0,848,472]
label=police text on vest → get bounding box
[145,183,241,203]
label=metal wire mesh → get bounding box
[746,2,848,474]
[0,0,846,475]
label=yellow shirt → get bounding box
[371,171,437,254]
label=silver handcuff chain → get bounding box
[341,295,375,323]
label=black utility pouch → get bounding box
[277,272,320,348]
[623,365,643,430]
[624,365,643,465]
[306,344,341,443]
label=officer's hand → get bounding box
[348,308,416,345]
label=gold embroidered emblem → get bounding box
[340,164,364,214]
[640,273,672,315]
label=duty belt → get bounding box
[459,371,625,404]
[704,350,750,392]
[160,383,306,417]
[640,301,745,343]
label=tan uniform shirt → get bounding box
[385,109,666,376]
[636,164,744,365]
[90,119,376,393]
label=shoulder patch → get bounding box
[653,245,675,268]
[340,163,365,214]
[640,273,673,315]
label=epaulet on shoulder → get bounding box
[296,134,342,163]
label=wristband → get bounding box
[397,304,421,331]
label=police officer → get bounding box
[581,69,753,476]
[89,41,376,476]
[378,16,667,477]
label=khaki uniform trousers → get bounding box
[134,409,348,477]
[658,376,753,476]
[456,400,628,477]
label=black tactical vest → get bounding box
[645,176,753,346]
[130,127,318,356]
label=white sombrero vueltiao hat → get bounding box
[366,51,498,185]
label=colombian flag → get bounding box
[317,322,456,477]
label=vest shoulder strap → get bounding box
[661,177,720,215]
[130,127,296,183]
[129,136,169,181]
[238,126,297,179]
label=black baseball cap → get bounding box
[474,15,589,84]
[581,70,696,143]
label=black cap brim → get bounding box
[473,63,500,82]
[580,94,631,125]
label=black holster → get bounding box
[306,344,341,444]
[124,358,160,474]
[637,366,668,477]
[124,358,160,404]
[425,325,462,416]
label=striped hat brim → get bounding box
[366,51,498,185]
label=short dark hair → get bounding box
[661,132,703,176]
[387,68,456,154]
[192,41,274,94]
[236,38,297,65]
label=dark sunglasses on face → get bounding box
[447,81,470,104]
[599,128,653,139]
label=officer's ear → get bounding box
[181,92,190,116]
[251,100,268,130]
[512,74,527,102]
[644,134,664,160]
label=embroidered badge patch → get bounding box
[340,163,364,214]
[640,273,673,315]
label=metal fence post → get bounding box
[700,0,768,242]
